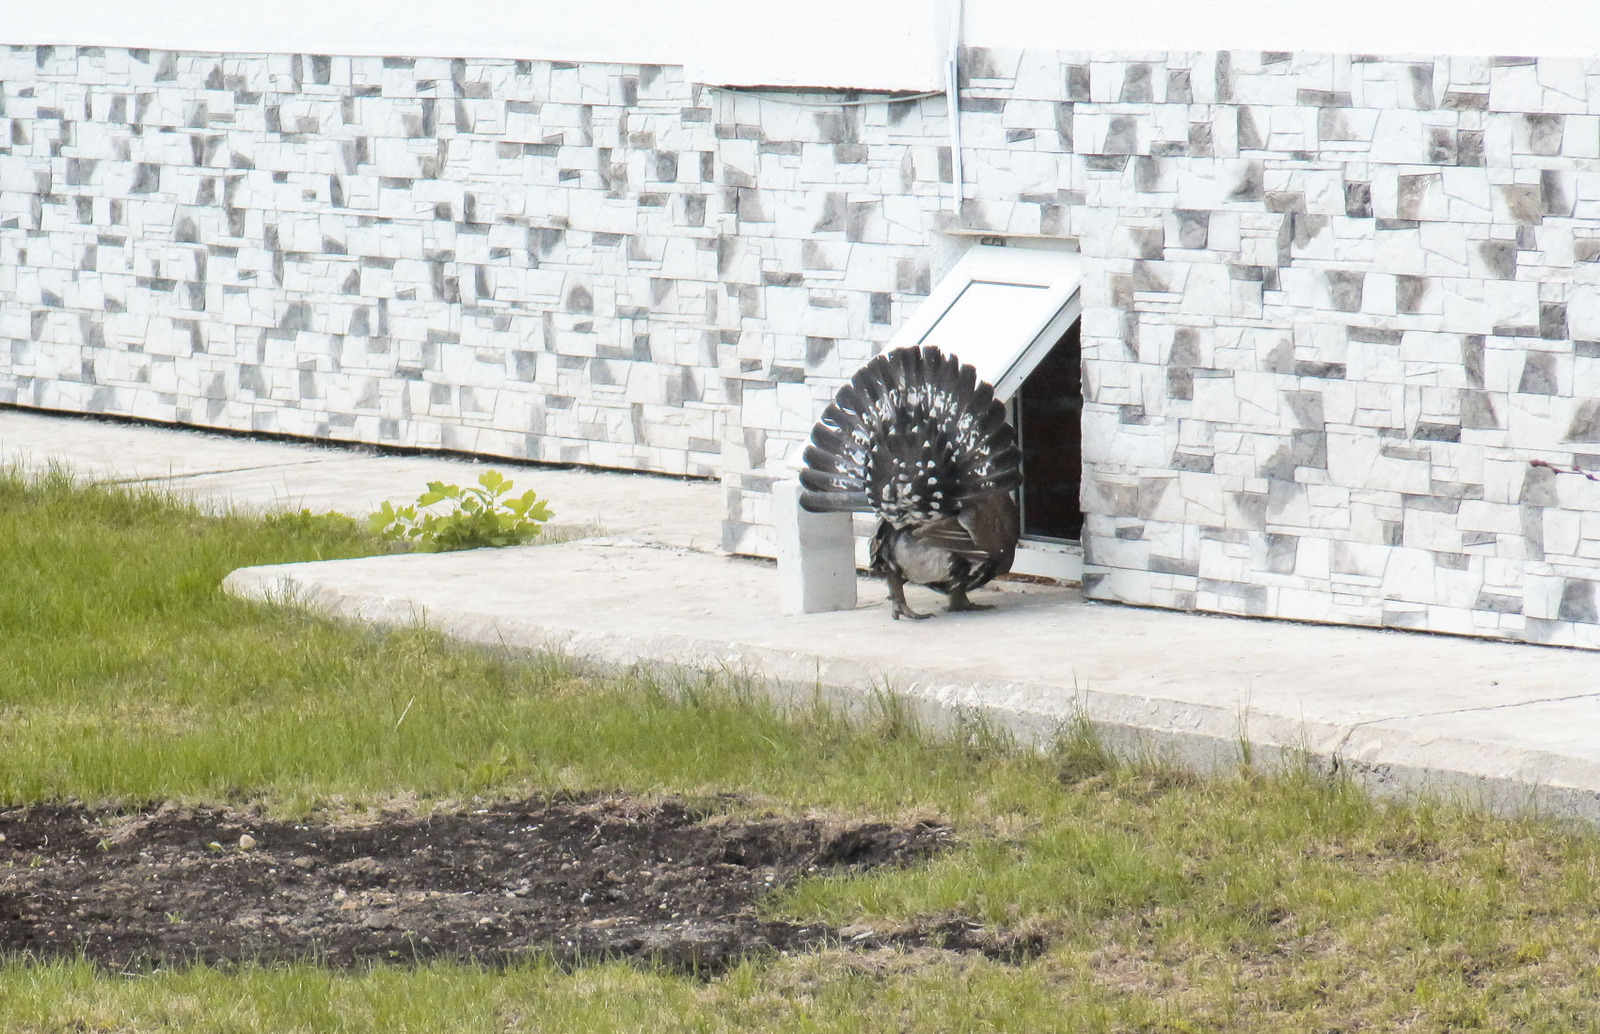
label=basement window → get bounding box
[886,243,1084,579]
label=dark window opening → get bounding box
[1014,318,1083,541]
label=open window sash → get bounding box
[887,245,1082,402]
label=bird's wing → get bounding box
[960,492,1020,557]
[913,493,1016,562]
[910,491,1019,562]
[910,515,987,561]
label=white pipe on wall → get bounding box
[946,0,964,213]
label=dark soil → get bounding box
[0,794,1034,973]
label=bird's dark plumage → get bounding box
[799,346,1021,619]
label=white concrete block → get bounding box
[773,479,858,615]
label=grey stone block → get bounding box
[1413,422,1461,442]
[1266,533,1298,574]
[130,163,161,193]
[1478,240,1517,280]
[1398,174,1434,220]
[1461,335,1486,386]
[1291,214,1328,249]
[1540,302,1567,339]
[1120,63,1153,102]
[1460,389,1500,429]
[1408,63,1435,108]
[1524,114,1563,155]
[1103,116,1138,154]
[1344,181,1373,218]
[1517,352,1558,395]
[1176,209,1209,249]
[1214,52,1233,102]
[1502,184,1544,224]
[1166,68,1192,103]
[1541,170,1572,217]
[1065,64,1090,101]
[1150,555,1198,577]
[1396,275,1428,313]
[1566,400,1600,442]
[1560,580,1598,623]
[1326,271,1365,312]
[1237,107,1263,150]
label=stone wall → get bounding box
[1031,50,1600,649]
[709,91,962,553]
[0,46,726,474]
[0,45,963,555]
[9,44,1600,647]
[712,57,1084,553]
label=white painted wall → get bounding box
[9,0,1600,90]
[6,0,946,90]
[964,0,1600,60]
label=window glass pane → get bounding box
[915,280,1057,387]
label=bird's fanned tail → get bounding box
[798,346,1021,527]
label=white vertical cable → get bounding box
[946,0,964,213]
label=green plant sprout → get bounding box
[367,470,552,552]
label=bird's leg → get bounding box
[885,569,931,620]
[945,586,995,613]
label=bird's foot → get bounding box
[944,589,994,613]
[890,598,932,620]
[885,572,931,620]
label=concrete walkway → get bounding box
[0,408,722,550]
[8,406,1600,821]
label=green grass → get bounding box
[0,469,1000,811]
[7,467,1600,1031]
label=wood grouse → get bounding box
[798,346,1021,620]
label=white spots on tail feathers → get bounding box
[803,347,1016,529]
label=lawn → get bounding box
[5,468,1600,1031]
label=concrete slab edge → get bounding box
[222,563,1600,825]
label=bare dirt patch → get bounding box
[0,794,1030,973]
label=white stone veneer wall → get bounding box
[948,49,1600,649]
[0,46,728,474]
[10,44,1600,648]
